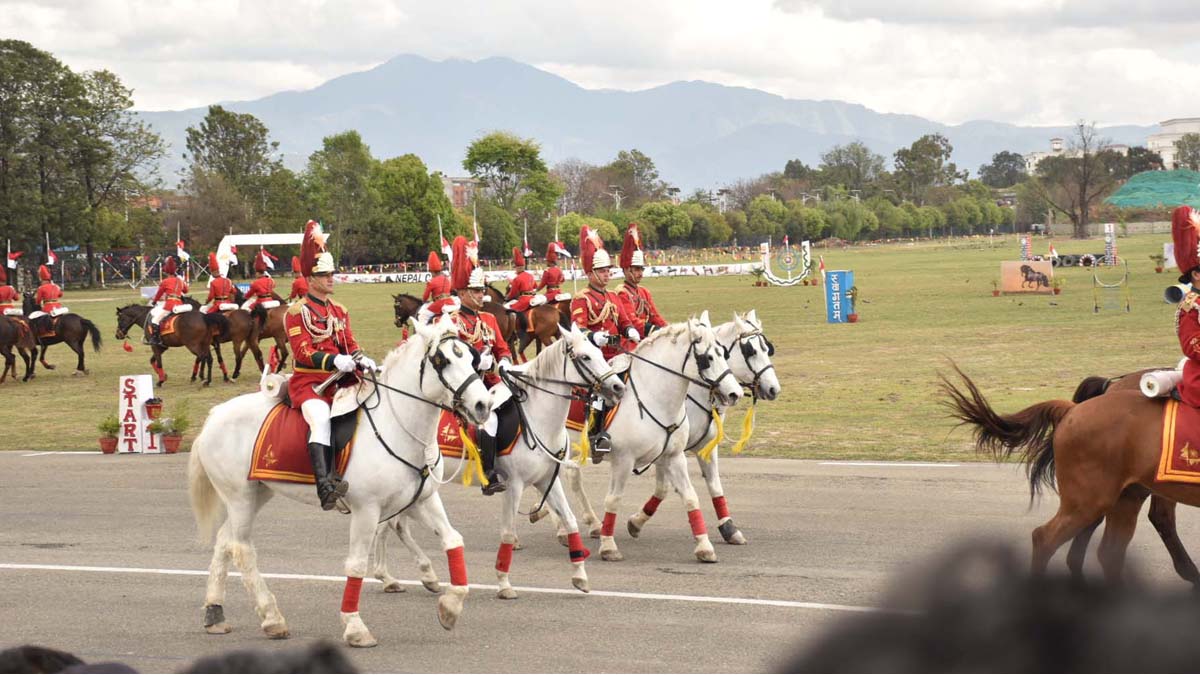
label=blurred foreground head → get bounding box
[785,541,1200,673]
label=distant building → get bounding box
[1023,137,1130,174]
[441,176,478,209]
[1148,118,1200,170]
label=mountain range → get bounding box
[137,55,1160,192]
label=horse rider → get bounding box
[616,223,668,337]
[147,257,189,346]
[531,242,569,307]
[504,247,537,312]
[447,235,513,494]
[242,250,280,311]
[1172,205,1200,407]
[202,253,237,314]
[420,249,461,323]
[28,263,68,334]
[570,226,640,461]
[286,219,377,511]
[288,256,308,302]
[0,264,20,318]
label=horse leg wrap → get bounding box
[687,509,707,537]
[192,361,200,376]
[340,577,363,614]
[446,546,468,587]
[601,512,617,537]
[495,543,514,573]
[712,496,730,521]
[643,495,663,517]
[204,604,225,628]
[718,519,738,542]
[567,532,590,561]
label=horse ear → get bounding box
[746,309,758,324]
[698,310,711,328]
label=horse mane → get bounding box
[634,322,693,353]
[523,336,571,381]
[381,321,457,371]
[394,292,421,303]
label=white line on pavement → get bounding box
[0,562,900,615]
[820,461,961,468]
[20,451,103,457]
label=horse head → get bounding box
[557,323,625,406]
[727,309,780,401]
[410,314,491,425]
[393,293,421,328]
[686,311,741,408]
[114,304,149,339]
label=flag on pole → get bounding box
[818,255,826,277]
[259,248,277,270]
[783,235,790,250]
[437,215,451,256]
[472,202,480,244]
[176,240,190,262]
[523,218,533,258]
[6,240,20,269]
[45,233,57,265]
[553,242,572,258]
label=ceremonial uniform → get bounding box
[423,251,454,315]
[455,307,512,388]
[537,265,565,297]
[1173,206,1200,407]
[288,256,308,301]
[29,265,66,320]
[243,275,278,310]
[571,286,638,360]
[285,295,362,407]
[616,223,667,336]
[0,267,21,316]
[504,248,537,313]
[147,258,188,345]
[203,253,236,314]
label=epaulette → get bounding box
[286,302,304,316]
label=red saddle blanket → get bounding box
[35,316,59,339]
[1157,399,1200,484]
[160,314,179,337]
[248,403,353,484]
[566,398,620,432]
[437,410,518,459]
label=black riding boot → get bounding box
[589,401,612,464]
[145,322,162,347]
[307,442,349,510]
[478,431,507,495]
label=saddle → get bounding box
[247,401,360,484]
[34,315,59,339]
[437,409,522,459]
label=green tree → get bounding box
[305,131,377,263]
[978,151,1027,188]
[820,200,878,240]
[463,131,549,212]
[783,159,813,180]
[602,149,664,206]
[184,105,279,193]
[818,142,885,193]
[682,202,732,246]
[893,133,965,203]
[746,194,787,240]
[557,212,619,249]
[1125,146,1163,175]
[1175,133,1200,171]
[369,154,457,261]
[1026,121,1119,238]
[867,197,911,238]
[783,201,827,240]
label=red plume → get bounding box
[428,251,442,273]
[450,236,473,291]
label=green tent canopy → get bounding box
[1106,169,1200,208]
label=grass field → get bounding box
[3,233,1183,458]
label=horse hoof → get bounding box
[696,548,718,564]
[529,506,550,524]
[72,370,86,377]
[724,530,747,545]
[588,526,602,539]
[422,578,442,594]
[382,581,405,593]
[511,537,523,551]
[600,549,623,562]
[43,364,56,370]
[572,577,590,593]
[341,613,377,647]
[262,620,290,639]
[437,591,465,631]
[557,533,569,547]
[497,587,518,600]
[627,519,642,539]
[347,633,377,648]
[205,622,232,635]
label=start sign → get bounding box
[118,375,161,454]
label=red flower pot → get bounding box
[848,313,859,323]
[992,290,1001,297]
[1053,288,1061,295]
[162,434,183,454]
[1156,267,1164,273]
[99,437,118,454]
[145,403,163,420]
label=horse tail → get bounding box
[205,312,231,341]
[250,304,268,334]
[940,364,1074,499]
[81,318,102,352]
[188,443,224,544]
[1071,375,1112,403]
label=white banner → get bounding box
[118,374,161,454]
[332,264,756,284]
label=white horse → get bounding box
[188,315,491,648]
[581,312,742,563]
[369,324,626,599]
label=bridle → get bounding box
[114,305,148,339]
[684,325,777,453]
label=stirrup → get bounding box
[481,472,507,496]
[318,478,349,511]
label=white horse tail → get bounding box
[188,447,224,544]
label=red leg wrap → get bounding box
[643,495,663,516]
[192,362,199,376]
[567,532,590,561]
[712,496,730,520]
[446,546,468,586]
[340,576,363,613]
[601,512,617,537]
[496,542,514,573]
[688,509,707,537]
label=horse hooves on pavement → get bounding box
[422,579,442,594]
[600,549,624,562]
[557,533,569,547]
[205,622,232,635]
[572,577,590,593]
[345,632,378,648]
[382,581,406,593]
[627,520,641,539]
[497,587,518,600]
[262,621,290,639]
[695,549,718,563]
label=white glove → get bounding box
[478,351,495,372]
[591,330,610,348]
[333,354,356,373]
[417,304,434,324]
[626,327,640,343]
[356,355,378,372]
[498,358,512,374]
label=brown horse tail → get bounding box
[940,365,1074,499]
[1071,375,1113,403]
[80,318,102,352]
[205,312,231,341]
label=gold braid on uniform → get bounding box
[300,303,336,344]
[586,292,618,325]
[456,312,494,345]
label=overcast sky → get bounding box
[4,0,1197,126]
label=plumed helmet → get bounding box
[513,247,525,268]
[428,251,443,273]
[450,236,475,291]
[208,252,221,277]
[467,268,486,289]
[545,241,557,265]
[580,226,611,274]
[1173,206,1200,284]
[253,252,267,273]
[300,220,334,277]
[0,265,7,285]
[291,255,302,275]
[162,257,177,277]
[620,222,644,269]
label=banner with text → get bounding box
[825,270,854,324]
[118,374,161,454]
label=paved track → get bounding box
[3,452,1199,672]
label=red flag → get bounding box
[783,235,789,249]
[47,249,58,265]
[176,240,190,261]
[441,237,451,256]
[6,252,21,269]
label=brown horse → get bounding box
[114,304,228,386]
[1066,370,1200,589]
[523,299,571,356]
[483,282,518,352]
[181,296,263,381]
[942,365,1199,584]
[0,316,36,382]
[21,292,102,375]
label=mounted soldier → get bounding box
[288,256,308,302]
[242,249,280,311]
[569,226,640,460]
[0,264,20,318]
[1174,205,1200,407]
[448,235,513,494]
[147,257,189,347]
[285,220,377,511]
[419,250,455,321]
[202,253,238,314]
[28,264,68,335]
[616,223,667,336]
[531,242,569,307]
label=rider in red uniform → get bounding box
[203,253,237,314]
[424,247,466,321]
[288,256,308,301]
[616,223,668,337]
[570,226,639,460]
[0,265,20,317]
[1174,206,1200,406]
[504,248,537,312]
[242,251,279,310]
[532,242,568,307]
[285,220,377,510]
[448,235,514,494]
[29,264,65,333]
[148,257,188,346]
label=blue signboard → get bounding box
[824,270,854,324]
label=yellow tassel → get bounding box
[730,404,756,455]
[573,411,591,467]
[459,427,488,487]
[697,408,725,462]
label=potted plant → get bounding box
[750,266,768,287]
[1151,253,1166,274]
[149,407,191,454]
[1052,277,1063,295]
[98,415,120,454]
[991,279,1001,297]
[144,397,163,420]
[847,286,860,323]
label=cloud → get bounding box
[1,0,1196,126]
